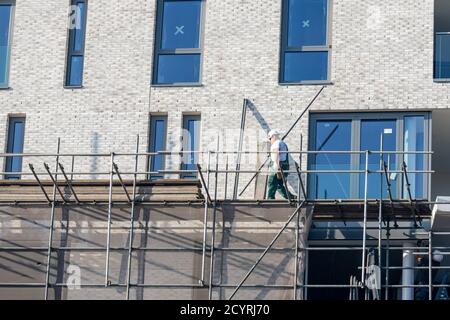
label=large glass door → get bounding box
[403,116,426,199]
[308,120,352,199]
[359,119,397,199]
[308,113,429,200]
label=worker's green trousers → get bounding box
[267,161,292,199]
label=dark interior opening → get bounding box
[307,247,403,300]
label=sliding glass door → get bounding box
[309,120,352,199]
[308,113,429,200]
[359,119,397,199]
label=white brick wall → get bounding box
[0,0,448,196]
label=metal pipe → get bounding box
[44,138,61,300]
[224,156,229,200]
[197,164,213,203]
[294,195,301,300]
[207,151,211,190]
[402,242,415,300]
[294,134,302,300]
[361,150,369,286]
[304,250,309,300]
[3,282,448,289]
[58,163,80,203]
[208,136,220,300]
[385,220,390,300]
[0,168,435,176]
[126,135,139,300]
[200,200,208,286]
[70,155,75,181]
[233,99,248,200]
[279,165,292,204]
[428,231,433,300]
[0,149,433,159]
[113,163,132,203]
[28,164,51,203]
[44,163,66,203]
[105,152,114,287]
[295,162,307,201]
[378,134,383,299]
[402,162,419,226]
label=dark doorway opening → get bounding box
[307,246,403,300]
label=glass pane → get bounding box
[288,0,328,47]
[309,120,352,199]
[283,51,328,82]
[404,116,425,199]
[150,118,167,179]
[182,117,200,179]
[67,55,84,86]
[161,0,201,49]
[156,54,200,84]
[359,120,397,199]
[0,4,12,85]
[5,118,25,180]
[435,33,450,79]
[73,2,86,52]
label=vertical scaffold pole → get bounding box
[385,220,390,300]
[428,231,433,300]
[224,156,229,200]
[70,155,75,181]
[200,164,209,285]
[361,150,369,286]
[208,136,220,300]
[378,135,384,299]
[44,138,61,300]
[294,134,303,300]
[207,151,211,190]
[233,99,248,199]
[105,152,114,287]
[126,135,139,300]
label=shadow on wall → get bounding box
[90,132,99,180]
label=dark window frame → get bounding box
[152,0,205,86]
[434,0,450,81]
[308,112,431,201]
[279,0,332,85]
[64,0,88,88]
[434,32,450,81]
[4,116,25,180]
[181,114,201,179]
[148,115,168,180]
[0,0,15,89]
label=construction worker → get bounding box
[267,129,295,200]
[415,248,444,300]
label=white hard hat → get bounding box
[268,129,281,139]
[433,250,444,263]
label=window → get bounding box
[310,120,352,200]
[181,115,201,179]
[153,0,204,85]
[5,117,25,180]
[0,0,14,88]
[65,0,88,87]
[148,116,168,180]
[280,0,331,83]
[435,0,450,80]
[308,113,430,200]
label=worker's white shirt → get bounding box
[270,140,288,163]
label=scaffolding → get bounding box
[0,136,449,300]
